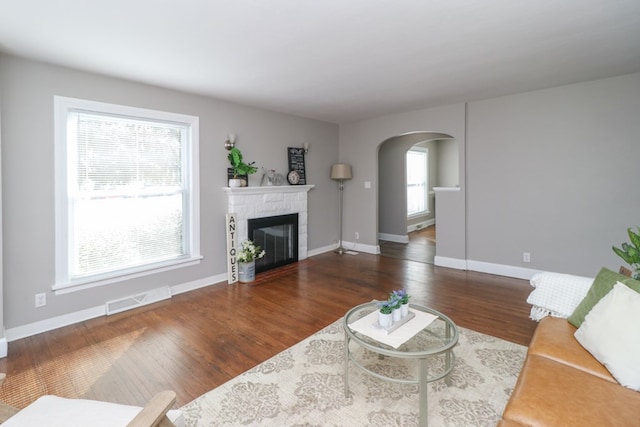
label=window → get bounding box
[54,97,200,293]
[407,148,428,217]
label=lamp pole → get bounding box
[335,178,346,254]
[330,163,352,255]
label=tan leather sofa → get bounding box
[499,316,640,426]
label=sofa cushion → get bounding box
[501,355,640,427]
[527,316,615,382]
[575,282,640,391]
[567,267,640,327]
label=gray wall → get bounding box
[466,72,640,277]
[340,72,640,278]
[0,54,339,329]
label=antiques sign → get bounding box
[226,213,238,284]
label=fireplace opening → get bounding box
[248,213,299,274]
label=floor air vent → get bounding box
[106,286,171,315]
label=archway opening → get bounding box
[377,131,457,264]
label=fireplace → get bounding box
[248,213,299,273]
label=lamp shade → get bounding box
[330,164,352,180]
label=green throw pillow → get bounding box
[568,267,640,328]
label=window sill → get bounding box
[53,255,203,295]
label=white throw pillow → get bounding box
[574,282,640,391]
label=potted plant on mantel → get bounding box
[228,147,257,187]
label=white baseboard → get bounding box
[434,256,467,270]
[343,241,380,254]
[6,275,223,342]
[434,256,543,280]
[6,305,106,342]
[407,218,435,233]
[307,244,337,257]
[466,260,542,280]
[170,274,226,295]
[377,233,409,243]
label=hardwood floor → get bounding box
[379,225,436,264]
[0,252,537,410]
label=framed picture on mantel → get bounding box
[287,147,306,185]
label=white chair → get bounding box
[0,374,184,427]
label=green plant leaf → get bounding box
[613,245,633,264]
[628,227,640,249]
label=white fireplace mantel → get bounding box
[223,185,314,260]
[222,185,314,196]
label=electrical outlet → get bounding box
[35,293,47,308]
[523,252,531,263]
[355,232,359,240]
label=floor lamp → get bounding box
[331,163,352,255]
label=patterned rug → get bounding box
[181,319,526,426]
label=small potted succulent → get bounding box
[389,292,403,322]
[393,289,411,317]
[377,300,393,328]
[613,227,640,279]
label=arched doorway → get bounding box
[377,131,457,264]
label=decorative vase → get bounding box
[401,303,409,318]
[238,260,255,283]
[392,307,402,322]
[378,311,393,329]
[229,178,243,188]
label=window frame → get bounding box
[406,147,429,218]
[53,96,201,294]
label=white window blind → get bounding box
[54,97,200,292]
[407,149,428,216]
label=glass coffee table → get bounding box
[343,302,458,427]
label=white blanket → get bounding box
[526,272,593,321]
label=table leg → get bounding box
[445,324,454,386]
[419,359,428,427]
[344,334,351,397]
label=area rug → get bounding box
[181,319,526,426]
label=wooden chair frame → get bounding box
[0,374,178,426]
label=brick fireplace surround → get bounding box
[222,185,314,260]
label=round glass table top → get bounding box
[343,302,459,357]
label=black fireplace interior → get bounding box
[248,213,299,274]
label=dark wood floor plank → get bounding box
[0,252,537,409]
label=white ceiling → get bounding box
[1,0,639,124]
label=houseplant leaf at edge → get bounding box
[612,226,640,279]
[228,147,258,178]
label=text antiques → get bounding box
[226,213,238,284]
